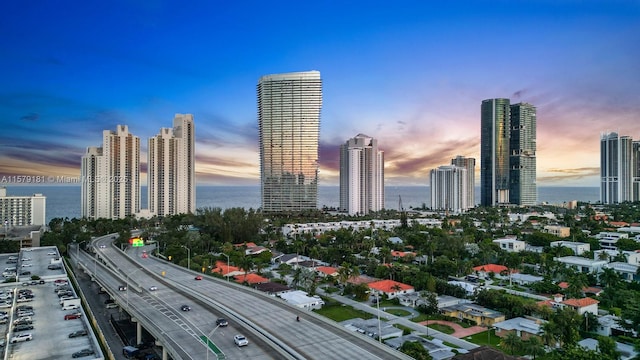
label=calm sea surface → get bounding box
[6,185,600,223]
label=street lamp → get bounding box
[204,324,221,360]
[368,291,382,343]
[181,245,191,271]
[77,241,87,259]
[125,267,144,311]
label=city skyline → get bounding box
[2,1,639,187]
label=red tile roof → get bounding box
[391,250,416,258]
[211,261,240,275]
[608,221,629,227]
[562,297,599,308]
[234,242,257,248]
[316,266,338,276]
[558,282,569,289]
[368,279,414,293]
[234,273,268,284]
[473,264,509,274]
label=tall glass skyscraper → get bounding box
[509,103,537,205]
[481,99,537,207]
[258,71,322,212]
[481,98,511,206]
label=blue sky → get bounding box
[1,0,639,186]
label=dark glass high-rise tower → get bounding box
[509,103,537,205]
[481,98,511,206]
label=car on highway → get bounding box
[64,312,82,320]
[194,275,203,280]
[99,244,106,248]
[10,333,32,343]
[69,330,88,338]
[149,286,158,291]
[118,285,127,291]
[233,334,248,347]
[72,348,95,358]
[180,305,191,312]
[106,303,119,309]
[216,318,228,327]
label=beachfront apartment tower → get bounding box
[451,155,476,208]
[601,132,636,204]
[481,98,511,206]
[509,103,537,205]
[430,165,469,213]
[339,134,384,215]
[0,187,46,226]
[81,125,140,219]
[148,114,196,216]
[258,71,322,212]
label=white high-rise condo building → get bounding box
[430,165,469,213]
[339,134,384,215]
[258,71,322,212]
[600,132,639,204]
[451,155,476,208]
[81,125,140,219]
[0,187,46,226]
[148,114,196,216]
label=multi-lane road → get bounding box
[74,234,413,360]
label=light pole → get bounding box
[181,245,191,270]
[125,267,144,311]
[77,241,87,259]
[205,324,221,360]
[375,292,382,343]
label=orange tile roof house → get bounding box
[537,294,599,315]
[211,260,242,277]
[316,266,338,277]
[368,280,414,299]
[234,273,269,285]
[473,264,515,277]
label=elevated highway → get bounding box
[74,234,413,360]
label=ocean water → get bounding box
[5,185,600,223]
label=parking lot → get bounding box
[0,249,102,359]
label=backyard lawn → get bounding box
[314,303,374,322]
[384,308,411,317]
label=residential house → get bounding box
[315,266,338,278]
[492,238,526,253]
[440,303,506,326]
[367,279,415,299]
[578,338,638,360]
[253,282,291,296]
[234,273,268,285]
[550,241,590,255]
[279,290,324,310]
[604,262,640,282]
[538,294,599,315]
[554,256,607,274]
[473,264,511,278]
[385,334,456,360]
[452,346,524,359]
[341,318,402,341]
[596,314,637,337]
[211,261,243,278]
[493,317,544,341]
[391,250,416,261]
[544,225,571,238]
[509,273,543,286]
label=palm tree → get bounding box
[500,332,522,355]
[540,321,559,348]
[523,336,545,360]
[599,267,622,289]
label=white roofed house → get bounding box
[604,262,640,282]
[492,237,526,253]
[279,290,325,310]
[550,241,590,256]
[493,317,544,341]
[554,256,608,275]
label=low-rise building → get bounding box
[554,256,607,274]
[368,279,414,299]
[604,262,640,282]
[544,225,571,238]
[440,303,505,326]
[493,317,544,341]
[550,241,590,255]
[341,318,402,341]
[493,238,526,253]
[279,290,324,310]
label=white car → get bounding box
[22,258,31,261]
[21,264,32,267]
[233,334,249,347]
[149,286,158,291]
[99,244,106,249]
[47,252,56,256]
[10,333,32,343]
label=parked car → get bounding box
[10,333,32,343]
[69,330,88,338]
[233,334,249,347]
[180,305,191,311]
[14,324,34,331]
[216,318,229,327]
[64,313,82,320]
[72,348,95,358]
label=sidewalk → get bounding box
[316,288,479,351]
